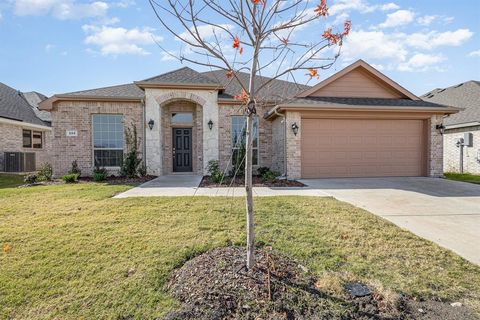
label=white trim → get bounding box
[445,122,480,130]
[0,117,51,131]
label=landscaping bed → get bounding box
[200,176,305,188]
[165,247,476,320]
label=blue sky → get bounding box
[0,0,479,96]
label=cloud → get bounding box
[14,0,108,19]
[417,15,454,26]
[342,30,408,62]
[178,24,233,43]
[45,44,55,52]
[83,25,162,56]
[397,53,446,72]
[0,11,2,21]
[468,50,480,57]
[378,10,415,28]
[329,0,399,15]
[404,29,474,50]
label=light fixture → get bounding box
[148,119,155,130]
[435,124,445,135]
[291,122,299,136]
[208,119,214,130]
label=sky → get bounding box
[0,0,479,97]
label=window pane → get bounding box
[94,150,123,167]
[172,112,193,123]
[32,131,42,149]
[23,130,32,148]
[231,116,259,166]
[92,114,124,166]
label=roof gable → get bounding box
[297,60,419,100]
[0,82,48,126]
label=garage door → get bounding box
[301,118,426,178]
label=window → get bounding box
[22,130,42,149]
[92,114,124,167]
[171,112,193,124]
[231,116,258,166]
[23,130,32,148]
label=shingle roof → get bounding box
[281,96,452,108]
[59,83,144,99]
[0,82,48,126]
[140,67,220,86]
[202,70,310,102]
[22,91,51,122]
[422,81,480,126]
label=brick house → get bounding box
[0,83,51,172]
[422,81,480,175]
[37,60,457,179]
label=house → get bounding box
[422,81,480,175]
[0,82,51,172]
[39,60,457,179]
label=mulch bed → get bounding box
[163,247,476,320]
[200,176,305,188]
[19,175,156,187]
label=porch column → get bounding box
[202,92,219,174]
[286,111,301,180]
[145,90,163,176]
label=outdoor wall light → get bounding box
[148,119,155,130]
[436,124,445,135]
[208,119,214,130]
[291,122,299,136]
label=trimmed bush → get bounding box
[62,173,79,183]
[68,160,81,177]
[24,174,38,184]
[261,169,280,183]
[93,166,108,182]
[207,160,224,184]
[120,124,142,178]
[38,162,53,181]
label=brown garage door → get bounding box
[301,118,426,178]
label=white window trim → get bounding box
[91,114,124,169]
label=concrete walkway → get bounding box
[114,175,329,198]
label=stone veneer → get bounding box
[144,89,218,176]
[443,125,480,174]
[0,122,51,171]
[271,115,285,175]
[50,100,143,176]
[218,103,273,174]
[428,115,444,177]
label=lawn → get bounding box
[0,182,479,319]
[445,172,480,185]
[0,173,24,189]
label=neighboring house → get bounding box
[39,60,457,179]
[422,81,480,174]
[0,82,51,172]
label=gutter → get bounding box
[39,95,143,110]
[445,121,480,130]
[0,117,52,131]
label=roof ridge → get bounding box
[140,66,193,82]
[62,82,137,95]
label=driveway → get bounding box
[301,177,480,265]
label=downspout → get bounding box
[273,108,287,178]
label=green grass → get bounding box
[445,172,480,185]
[0,173,25,189]
[0,183,479,319]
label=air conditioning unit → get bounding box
[4,152,36,172]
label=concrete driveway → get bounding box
[301,177,480,265]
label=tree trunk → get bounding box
[245,111,255,270]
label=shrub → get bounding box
[230,144,246,178]
[62,173,79,183]
[38,162,53,181]
[138,163,147,177]
[93,166,108,182]
[120,123,142,178]
[207,160,224,184]
[24,174,38,184]
[257,166,270,176]
[68,160,81,177]
[261,169,280,183]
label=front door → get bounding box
[173,128,193,172]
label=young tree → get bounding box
[149,0,351,270]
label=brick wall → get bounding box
[218,103,272,174]
[443,126,480,174]
[50,100,143,177]
[0,122,51,172]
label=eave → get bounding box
[134,81,223,90]
[39,95,143,110]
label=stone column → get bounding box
[144,90,163,176]
[202,91,219,174]
[429,115,444,177]
[286,111,301,180]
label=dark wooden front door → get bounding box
[173,128,193,172]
